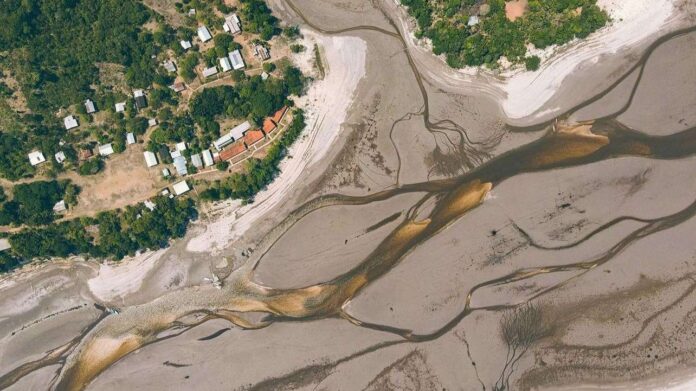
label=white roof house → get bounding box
[53,200,67,213]
[176,142,187,151]
[202,66,218,78]
[173,156,188,175]
[213,121,251,150]
[202,149,214,166]
[170,149,182,159]
[162,168,170,178]
[144,151,158,167]
[98,143,114,156]
[172,180,190,196]
[228,50,245,70]
[223,14,241,34]
[85,99,96,114]
[115,102,126,113]
[54,151,66,164]
[219,57,232,72]
[467,15,480,26]
[197,26,212,42]
[0,238,11,252]
[213,133,234,151]
[144,200,156,211]
[180,40,192,50]
[64,115,78,130]
[126,133,136,145]
[28,151,46,166]
[190,153,203,168]
[148,118,158,127]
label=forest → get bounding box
[0,180,79,226]
[400,0,609,68]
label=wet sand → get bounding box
[1,1,696,391]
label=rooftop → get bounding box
[64,115,78,130]
[172,180,190,196]
[197,26,212,42]
[28,151,46,166]
[244,129,265,146]
[219,142,247,161]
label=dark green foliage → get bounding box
[0,180,77,226]
[7,196,197,265]
[283,26,301,40]
[78,159,104,176]
[0,131,33,180]
[525,55,541,71]
[239,0,280,40]
[216,161,230,171]
[200,110,305,202]
[290,44,305,53]
[401,0,608,67]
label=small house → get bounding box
[170,83,186,93]
[262,118,276,133]
[28,151,46,166]
[272,106,288,124]
[223,14,241,34]
[115,102,126,113]
[170,149,182,159]
[133,89,147,110]
[126,133,136,145]
[180,40,192,50]
[173,156,188,175]
[468,15,480,26]
[172,180,190,196]
[228,50,245,70]
[144,200,156,211]
[0,239,11,252]
[254,45,270,60]
[244,129,265,147]
[54,151,66,164]
[53,200,67,213]
[202,149,214,167]
[144,151,158,167]
[190,153,203,168]
[197,26,212,42]
[261,71,269,80]
[148,118,158,127]
[161,188,170,196]
[85,99,96,114]
[176,142,187,151]
[163,60,177,73]
[162,168,170,178]
[98,143,114,157]
[202,66,218,78]
[188,8,196,16]
[219,57,232,72]
[64,115,78,130]
[79,148,93,160]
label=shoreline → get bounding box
[386,0,685,125]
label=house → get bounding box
[254,45,270,60]
[126,133,136,145]
[243,129,265,147]
[180,40,192,50]
[228,50,245,70]
[188,8,196,16]
[213,121,251,150]
[144,151,158,167]
[79,148,93,160]
[468,15,480,26]
[144,200,156,211]
[170,82,186,93]
[219,142,247,161]
[176,142,187,152]
[202,66,218,78]
[115,102,126,113]
[172,180,190,196]
[190,153,203,168]
[0,238,11,252]
[197,26,212,42]
[133,89,147,110]
[53,200,67,213]
[262,118,276,133]
[148,118,158,127]
[99,143,114,156]
[173,156,188,175]
[223,14,241,34]
[170,149,182,159]
[162,168,170,178]
[272,106,288,124]
[202,149,214,167]
[219,57,232,72]
[28,151,46,166]
[54,151,66,164]
[64,115,78,130]
[85,99,96,114]
[163,60,177,73]
[161,188,170,196]
[261,71,269,80]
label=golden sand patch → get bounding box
[505,0,528,22]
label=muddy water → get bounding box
[3,2,696,391]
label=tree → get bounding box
[525,55,541,71]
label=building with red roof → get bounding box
[244,129,265,147]
[219,142,247,161]
[271,106,287,125]
[262,118,276,133]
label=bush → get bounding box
[525,55,541,71]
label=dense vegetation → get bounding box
[0,180,79,226]
[401,0,609,68]
[200,110,306,202]
[239,0,281,40]
[7,196,196,262]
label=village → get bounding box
[19,5,302,221]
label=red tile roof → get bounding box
[219,142,247,161]
[244,129,265,146]
[271,106,287,124]
[79,149,93,160]
[262,118,276,133]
